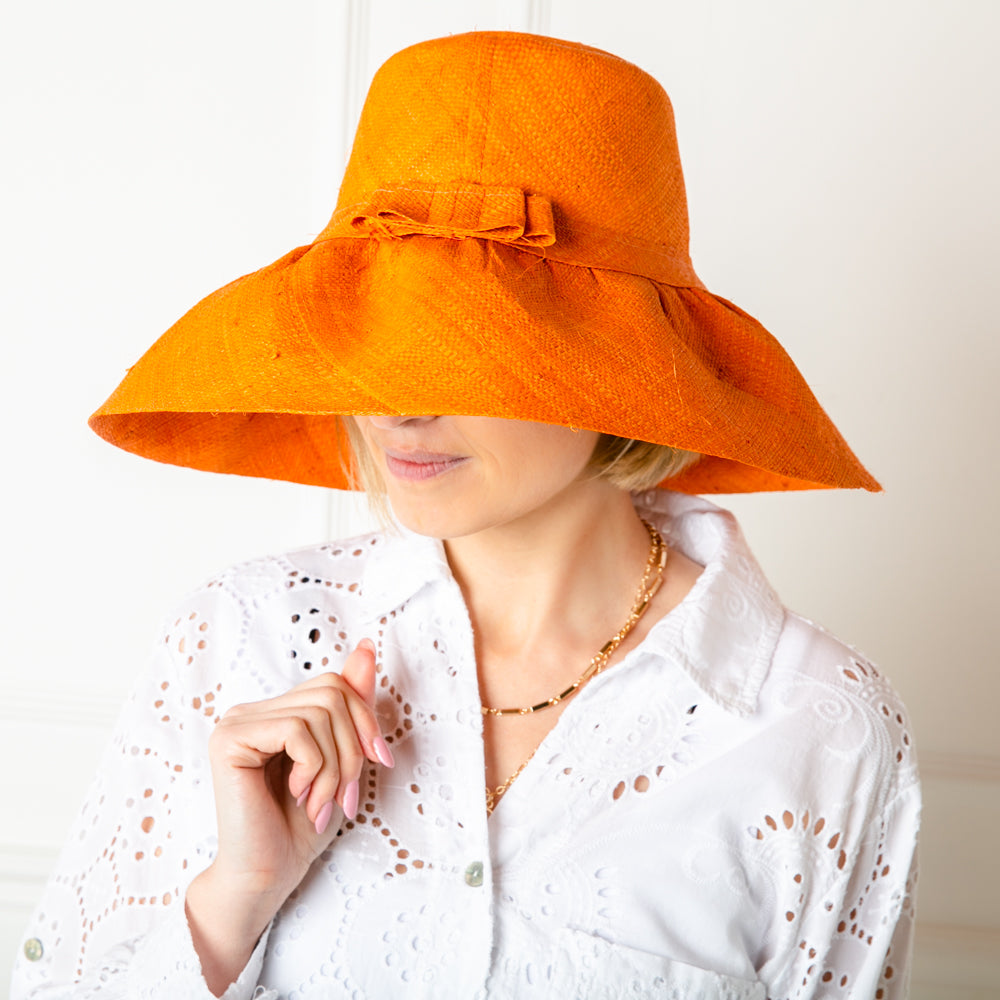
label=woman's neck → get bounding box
[443,481,652,662]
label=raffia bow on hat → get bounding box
[348,185,557,248]
[88,31,880,494]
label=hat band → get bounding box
[320,183,704,289]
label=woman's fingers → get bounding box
[230,677,383,775]
[342,638,378,705]
[212,712,331,825]
[259,640,390,767]
[198,640,399,914]
[340,641,395,767]
[284,703,345,821]
[212,711,325,775]
[213,641,390,829]
[219,699,352,824]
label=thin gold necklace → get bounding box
[483,520,667,814]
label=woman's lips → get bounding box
[382,448,469,482]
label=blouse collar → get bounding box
[358,491,784,718]
[633,490,784,717]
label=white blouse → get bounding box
[12,491,920,1000]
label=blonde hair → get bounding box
[587,434,701,491]
[339,418,700,506]
[341,417,391,519]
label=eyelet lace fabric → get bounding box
[12,492,920,999]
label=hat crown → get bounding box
[329,32,695,280]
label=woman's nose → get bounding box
[366,414,439,430]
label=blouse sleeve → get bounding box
[765,780,921,999]
[10,584,277,1000]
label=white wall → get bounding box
[2,1,997,995]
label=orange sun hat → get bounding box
[89,31,880,494]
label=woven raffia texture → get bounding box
[90,32,879,493]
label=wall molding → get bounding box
[525,0,552,35]
[341,0,371,154]
[0,845,60,912]
[0,682,121,729]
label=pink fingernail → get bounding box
[358,638,376,654]
[296,782,312,808]
[314,800,335,836]
[342,780,359,819]
[373,736,395,768]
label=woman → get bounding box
[13,31,919,999]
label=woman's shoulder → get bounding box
[765,610,920,806]
[162,528,413,621]
[150,530,405,693]
[212,528,389,594]
[773,609,910,723]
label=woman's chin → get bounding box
[386,497,468,540]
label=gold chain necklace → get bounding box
[483,520,667,815]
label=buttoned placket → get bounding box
[360,546,497,996]
[437,573,496,997]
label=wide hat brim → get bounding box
[89,234,880,494]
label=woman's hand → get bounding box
[185,639,395,994]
